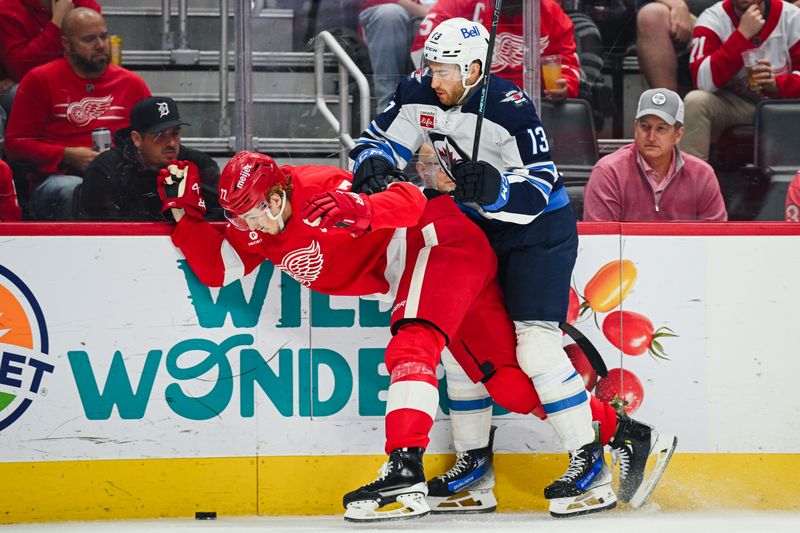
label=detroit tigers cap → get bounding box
[130,96,191,133]
[635,89,684,125]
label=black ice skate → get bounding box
[343,447,429,522]
[544,440,616,518]
[610,414,678,508]
[427,426,497,513]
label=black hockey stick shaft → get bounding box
[559,322,608,378]
[471,0,503,161]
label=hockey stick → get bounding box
[471,0,503,161]
[559,322,608,378]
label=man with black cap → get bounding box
[79,96,222,221]
[583,88,727,221]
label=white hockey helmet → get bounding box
[423,17,490,85]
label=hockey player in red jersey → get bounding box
[160,153,673,521]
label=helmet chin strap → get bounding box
[266,190,287,232]
[457,70,484,105]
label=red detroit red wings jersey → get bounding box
[689,0,800,97]
[411,0,581,97]
[4,58,151,178]
[173,165,427,297]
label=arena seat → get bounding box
[752,100,800,220]
[540,99,599,220]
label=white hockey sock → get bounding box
[442,348,493,452]
[515,321,594,451]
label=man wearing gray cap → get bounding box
[583,88,727,221]
[79,96,222,220]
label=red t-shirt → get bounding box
[4,58,151,182]
[0,0,102,82]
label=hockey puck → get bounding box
[195,511,217,520]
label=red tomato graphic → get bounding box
[566,287,580,325]
[595,368,644,415]
[602,310,677,359]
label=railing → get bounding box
[314,31,371,168]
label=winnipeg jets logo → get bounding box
[58,95,114,126]
[500,90,526,104]
[277,240,324,286]
[157,101,170,117]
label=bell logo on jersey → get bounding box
[0,265,54,432]
[419,111,435,129]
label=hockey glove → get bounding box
[300,190,373,237]
[452,160,505,206]
[351,148,408,194]
[157,160,207,222]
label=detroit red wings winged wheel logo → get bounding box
[64,95,114,126]
[277,240,324,286]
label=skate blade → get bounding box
[629,433,678,509]
[428,489,498,514]
[344,492,430,522]
[549,482,617,518]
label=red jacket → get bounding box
[410,0,581,97]
[690,0,800,97]
[4,58,150,184]
[0,160,22,221]
[583,143,727,221]
[0,0,102,83]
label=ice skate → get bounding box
[544,440,617,518]
[427,426,497,513]
[343,447,430,522]
[610,414,678,508]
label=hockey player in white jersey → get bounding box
[347,17,677,517]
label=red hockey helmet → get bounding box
[218,151,286,216]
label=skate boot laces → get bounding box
[559,449,589,483]
[439,452,472,481]
[611,446,631,478]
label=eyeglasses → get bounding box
[148,128,181,145]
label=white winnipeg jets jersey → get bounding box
[350,72,569,226]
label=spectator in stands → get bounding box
[411,0,582,101]
[80,96,223,221]
[0,159,22,221]
[360,1,436,111]
[4,8,150,220]
[0,0,101,83]
[680,0,800,160]
[786,171,800,222]
[583,88,727,221]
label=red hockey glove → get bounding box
[300,190,373,237]
[157,160,206,221]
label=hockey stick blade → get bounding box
[559,322,608,378]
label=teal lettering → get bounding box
[299,348,352,416]
[358,299,391,327]
[357,348,388,416]
[240,347,293,416]
[178,260,274,328]
[277,272,301,328]
[164,335,252,420]
[69,349,162,420]
[311,293,355,327]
